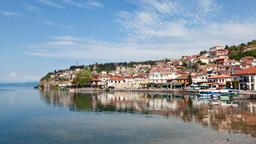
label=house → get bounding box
[174,74,189,88]
[199,58,210,64]
[224,59,240,66]
[149,67,179,84]
[192,73,208,84]
[232,67,256,91]
[208,47,229,65]
[239,56,255,69]
[107,76,125,88]
[240,56,255,63]
[211,56,229,65]
[209,46,225,52]
[207,75,231,88]
[90,76,101,87]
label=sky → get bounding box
[1,0,256,82]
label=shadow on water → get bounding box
[40,90,256,138]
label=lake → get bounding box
[0,88,256,144]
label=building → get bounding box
[107,76,125,88]
[207,75,231,88]
[149,67,179,84]
[232,67,256,90]
[209,46,225,52]
[192,73,208,84]
[174,74,189,87]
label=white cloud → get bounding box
[0,11,18,17]
[39,0,65,9]
[197,0,219,15]
[41,18,75,30]
[25,36,170,61]
[24,4,40,12]
[85,0,104,8]
[25,0,256,62]
[38,0,103,9]
[61,0,84,8]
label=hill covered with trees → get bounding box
[226,40,256,60]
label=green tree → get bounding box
[72,69,92,87]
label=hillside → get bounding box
[226,40,256,60]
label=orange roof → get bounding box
[233,67,256,75]
[124,75,133,79]
[208,75,231,79]
[133,74,144,78]
[110,76,124,81]
[176,74,188,80]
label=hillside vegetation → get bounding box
[226,40,256,60]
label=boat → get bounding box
[197,90,220,99]
[220,93,240,97]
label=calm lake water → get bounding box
[1,88,256,144]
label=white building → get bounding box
[192,74,208,83]
[209,46,225,52]
[107,76,126,88]
[149,69,180,84]
[232,67,256,91]
[207,75,231,86]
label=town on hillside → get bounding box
[40,40,256,93]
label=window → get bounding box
[252,84,254,90]
[251,76,255,82]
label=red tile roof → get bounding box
[176,74,188,80]
[208,75,231,79]
[233,67,256,75]
[110,76,124,81]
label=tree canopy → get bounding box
[72,69,92,87]
[229,50,256,60]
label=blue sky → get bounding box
[1,0,256,82]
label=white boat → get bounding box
[197,90,220,99]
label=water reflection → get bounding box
[40,90,256,138]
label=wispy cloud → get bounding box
[62,0,104,9]
[116,0,221,39]
[85,0,104,8]
[25,0,256,61]
[61,0,84,8]
[38,0,103,9]
[0,11,18,17]
[42,18,75,30]
[24,4,40,12]
[39,0,65,9]
[25,36,169,61]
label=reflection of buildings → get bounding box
[249,101,256,113]
[40,90,256,138]
[97,92,179,112]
